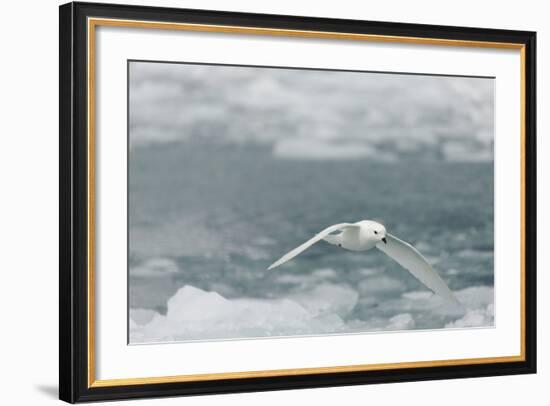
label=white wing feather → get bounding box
[377,233,459,303]
[268,223,357,270]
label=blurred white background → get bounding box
[0,0,545,404]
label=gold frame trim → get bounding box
[87,17,527,388]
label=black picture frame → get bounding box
[59,1,537,403]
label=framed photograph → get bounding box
[59,1,536,403]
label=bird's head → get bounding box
[370,221,387,244]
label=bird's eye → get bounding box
[374,231,378,234]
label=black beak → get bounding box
[382,237,387,244]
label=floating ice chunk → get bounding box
[165,286,228,321]
[443,141,493,162]
[444,287,494,329]
[129,317,146,342]
[130,257,178,277]
[130,284,356,343]
[357,268,385,277]
[273,139,379,161]
[130,308,157,325]
[454,285,494,310]
[312,268,338,279]
[388,313,415,330]
[445,303,494,328]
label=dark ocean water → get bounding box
[128,141,494,343]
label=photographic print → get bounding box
[128,61,495,344]
[60,4,536,401]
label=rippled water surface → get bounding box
[129,142,494,343]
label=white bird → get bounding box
[268,220,458,303]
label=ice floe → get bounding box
[129,283,494,343]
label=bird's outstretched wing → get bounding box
[268,223,358,270]
[376,233,459,303]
